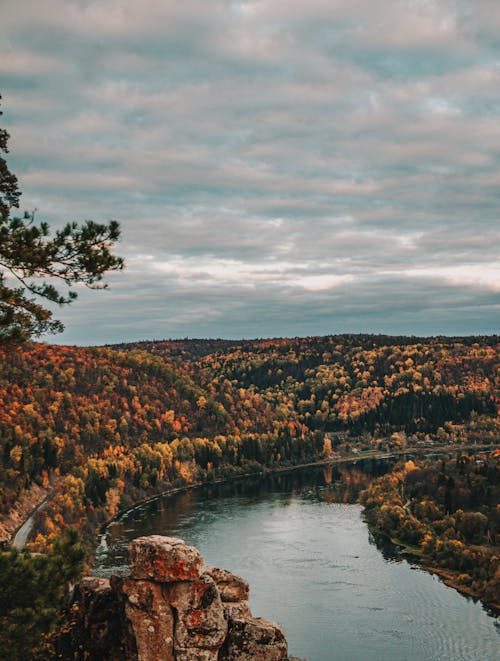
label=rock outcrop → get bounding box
[68,535,302,660]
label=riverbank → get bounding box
[101,443,491,536]
[6,442,494,549]
[368,524,500,615]
[360,450,500,616]
[425,564,500,614]
[4,442,499,617]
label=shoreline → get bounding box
[6,443,498,616]
[8,442,495,548]
[98,443,489,533]
[95,443,499,617]
[369,526,500,616]
[100,441,496,528]
[425,564,500,615]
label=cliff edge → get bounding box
[68,535,305,660]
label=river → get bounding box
[94,460,499,661]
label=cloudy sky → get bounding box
[1,0,499,344]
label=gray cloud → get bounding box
[1,0,499,343]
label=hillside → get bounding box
[123,334,499,437]
[0,334,498,548]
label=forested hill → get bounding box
[0,334,498,548]
[115,334,498,437]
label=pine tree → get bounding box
[0,95,123,344]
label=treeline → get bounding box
[0,334,498,548]
[361,451,500,609]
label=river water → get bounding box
[95,461,499,661]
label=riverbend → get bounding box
[95,462,499,661]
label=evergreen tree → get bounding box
[0,528,84,660]
[0,95,123,344]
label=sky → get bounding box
[1,0,499,344]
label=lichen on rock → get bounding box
[129,535,203,582]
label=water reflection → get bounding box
[98,457,398,573]
[368,530,407,563]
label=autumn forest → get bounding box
[0,333,498,659]
[0,334,497,546]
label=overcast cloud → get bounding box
[1,0,499,343]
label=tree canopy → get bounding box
[0,96,123,344]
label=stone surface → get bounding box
[175,650,219,661]
[223,601,252,620]
[70,535,302,660]
[222,616,288,661]
[120,579,175,661]
[129,535,203,582]
[67,576,137,661]
[204,566,250,602]
[165,574,228,653]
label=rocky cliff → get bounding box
[68,535,304,660]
